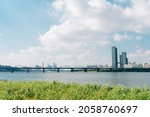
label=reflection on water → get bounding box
[0,72,150,87]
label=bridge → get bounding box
[0,67,150,73]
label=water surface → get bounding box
[0,72,150,87]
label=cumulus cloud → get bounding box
[129,48,150,58]
[113,33,143,42]
[113,33,130,42]
[129,47,150,63]
[0,0,150,66]
[125,0,150,32]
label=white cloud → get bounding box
[129,47,150,63]
[0,33,2,37]
[113,33,130,42]
[125,0,150,33]
[0,0,150,66]
[113,33,143,42]
[134,48,150,57]
[52,0,64,11]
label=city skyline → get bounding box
[0,46,149,68]
[0,0,150,66]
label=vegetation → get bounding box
[0,81,150,100]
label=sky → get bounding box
[0,0,150,67]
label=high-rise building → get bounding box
[122,52,127,64]
[120,52,128,68]
[126,58,128,64]
[119,54,123,68]
[112,46,118,69]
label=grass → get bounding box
[0,81,150,100]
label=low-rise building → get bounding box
[137,63,143,68]
[124,64,133,68]
[144,63,150,68]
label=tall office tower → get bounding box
[122,52,128,68]
[119,54,123,68]
[126,58,128,64]
[112,46,118,69]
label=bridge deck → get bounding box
[0,67,150,72]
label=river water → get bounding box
[0,72,150,87]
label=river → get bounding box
[0,72,150,87]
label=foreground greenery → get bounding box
[0,81,150,100]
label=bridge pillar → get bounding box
[57,68,60,73]
[42,68,45,73]
[71,68,74,72]
[84,68,87,72]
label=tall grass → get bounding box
[0,81,150,100]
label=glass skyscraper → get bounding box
[112,46,118,69]
[119,54,123,68]
[120,52,128,68]
[122,52,128,67]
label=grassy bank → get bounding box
[0,81,150,100]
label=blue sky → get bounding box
[0,0,53,54]
[0,0,150,66]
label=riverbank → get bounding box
[0,81,150,100]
